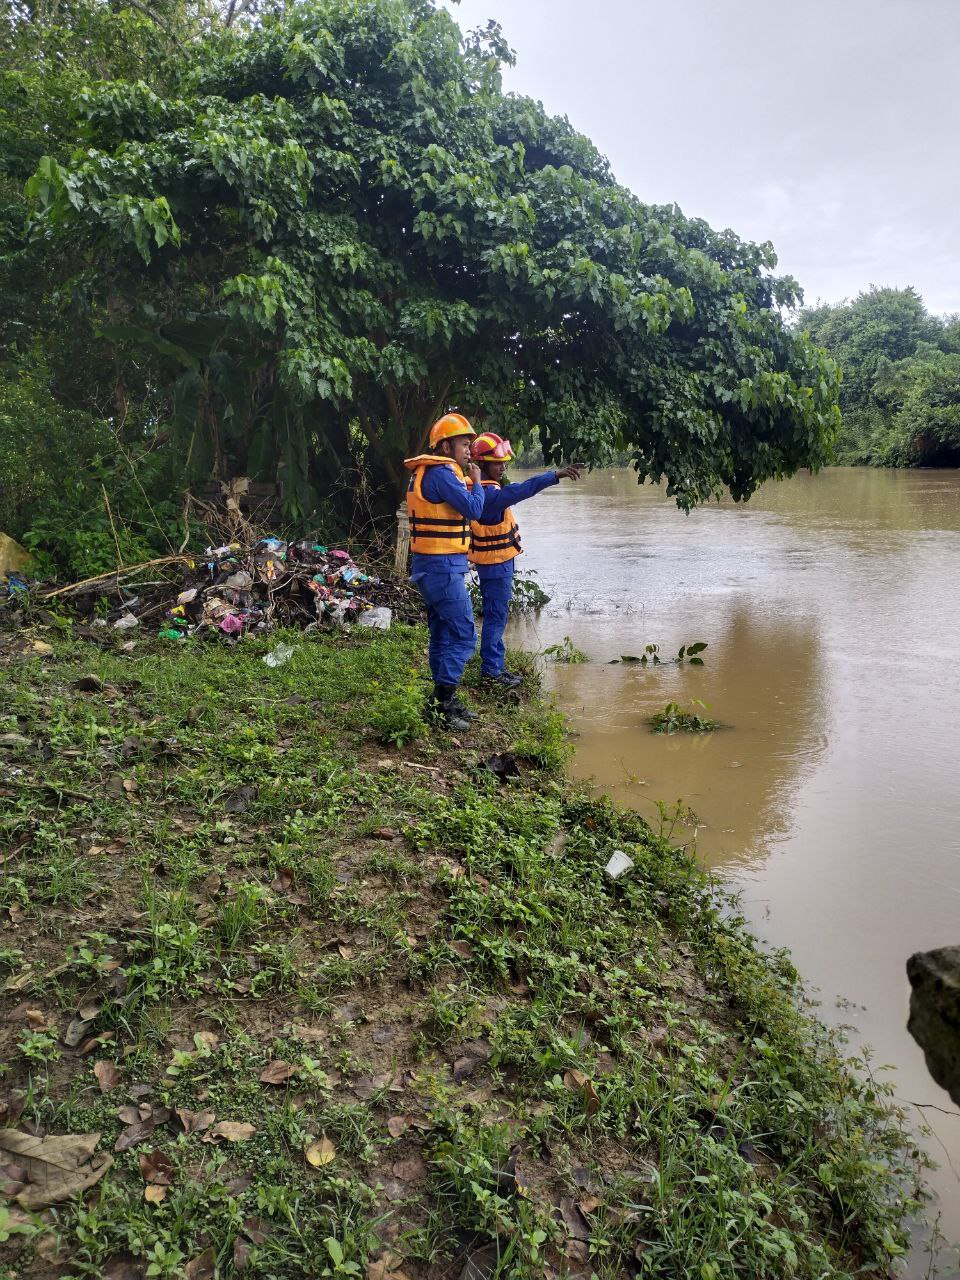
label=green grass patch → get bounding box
[0,621,937,1278]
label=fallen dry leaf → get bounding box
[350,1073,395,1100]
[0,1160,27,1197]
[233,1239,252,1272]
[194,1030,220,1052]
[738,1141,780,1181]
[102,1255,144,1280]
[242,1215,269,1244]
[285,1023,325,1043]
[562,1069,600,1115]
[93,1060,122,1092]
[558,1196,591,1241]
[460,1243,499,1280]
[0,1092,27,1126]
[386,1116,410,1139]
[138,1150,174,1185]
[122,778,138,794]
[0,1129,112,1209]
[185,1247,216,1280]
[367,1252,411,1280]
[77,1030,114,1056]
[175,1107,215,1135]
[113,1106,169,1153]
[205,1121,255,1143]
[24,1008,47,1029]
[33,1229,68,1264]
[259,1059,296,1086]
[337,944,354,960]
[453,1055,483,1083]
[305,1136,336,1167]
[144,1184,167,1204]
[73,673,104,692]
[391,1156,427,1183]
[62,1004,101,1049]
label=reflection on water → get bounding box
[515,604,828,870]
[506,467,960,1266]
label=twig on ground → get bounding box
[41,556,193,599]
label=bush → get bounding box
[0,368,180,578]
[368,680,425,747]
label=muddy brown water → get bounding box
[506,466,960,1268]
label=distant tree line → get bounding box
[798,287,960,467]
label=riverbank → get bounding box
[0,623,928,1278]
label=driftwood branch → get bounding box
[41,556,194,600]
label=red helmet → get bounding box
[471,432,514,462]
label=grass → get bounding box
[0,618,939,1278]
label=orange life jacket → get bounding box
[469,479,522,565]
[403,455,471,556]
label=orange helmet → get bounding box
[429,413,475,448]
[471,432,514,462]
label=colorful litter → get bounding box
[1,535,421,639]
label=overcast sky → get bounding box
[440,0,960,315]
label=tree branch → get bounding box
[416,374,454,452]
[356,405,402,491]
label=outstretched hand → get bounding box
[556,463,584,482]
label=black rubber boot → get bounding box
[426,685,473,732]
[483,671,522,690]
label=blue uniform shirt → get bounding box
[409,462,486,579]
[474,470,559,579]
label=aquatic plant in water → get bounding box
[650,699,720,734]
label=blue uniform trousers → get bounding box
[413,569,477,688]
[478,572,513,676]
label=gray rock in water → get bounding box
[906,946,960,1107]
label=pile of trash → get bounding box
[1,534,423,639]
[155,536,397,639]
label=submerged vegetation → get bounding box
[649,701,720,735]
[615,644,707,667]
[0,621,930,1278]
[543,636,589,664]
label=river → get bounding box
[506,466,960,1269]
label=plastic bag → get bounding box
[263,643,296,668]
[357,607,392,631]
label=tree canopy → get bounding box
[798,287,960,466]
[6,0,840,571]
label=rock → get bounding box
[906,946,960,1106]
[0,533,33,578]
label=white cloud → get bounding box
[440,0,960,313]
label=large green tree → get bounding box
[23,0,839,528]
[798,287,960,466]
